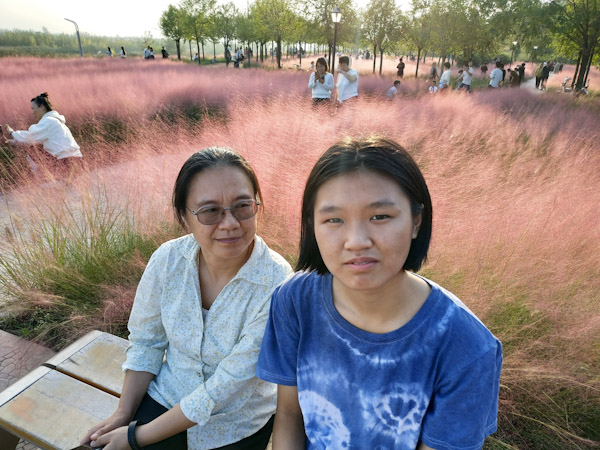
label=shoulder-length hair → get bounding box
[296,136,432,274]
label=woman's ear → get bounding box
[412,204,424,239]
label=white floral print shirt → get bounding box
[123,234,292,449]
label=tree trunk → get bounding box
[196,41,201,64]
[575,46,592,90]
[176,39,181,61]
[571,50,582,90]
[379,47,384,75]
[189,40,192,60]
[373,44,377,73]
[299,41,302,66]
[277,39,282,68]
[583,43,595,88]
[416,47,421,77]
[201,41,205,61]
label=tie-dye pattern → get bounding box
[257,271,502,450]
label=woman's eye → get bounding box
[234,201,252,210]
[201,206,220,214]
[325,218,343,224]
[371,214,391,221]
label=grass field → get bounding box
[0,56,599,448]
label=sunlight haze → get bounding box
[0,0,410,38]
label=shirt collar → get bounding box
[181,234,271,286]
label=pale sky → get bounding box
[0,0,396,38]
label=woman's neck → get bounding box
[332,271,431,334]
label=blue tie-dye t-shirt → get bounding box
[257,271,502,450]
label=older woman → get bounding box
[82,147,292,449]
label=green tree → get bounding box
[548,0,600,90]
[213,2,239,65]
[160,4,186,60]
[252,0,297,68]
[363,0,401,74]
[183,0,217,63]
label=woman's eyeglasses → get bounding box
[186,199,260,225]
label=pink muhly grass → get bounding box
[1,58,599,441]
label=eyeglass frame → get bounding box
[186,199,261,225]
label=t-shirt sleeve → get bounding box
[420,343,502,450]
[256,284,300,386]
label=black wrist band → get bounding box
[127,420,142,450]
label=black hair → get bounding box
[31,92,53,111]
[172,147,262,229]
[444,62,451,68]
[339,55,350,65]
[316,57,329,72]
[394,80,401,86]
[296,136,432,274]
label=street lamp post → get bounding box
[64,18,83,57]
[533,45,538,64]
[510,40,517,69]
[331,6,342,74]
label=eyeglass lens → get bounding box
[197,200,258,224]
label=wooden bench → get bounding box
[0,330,127,450]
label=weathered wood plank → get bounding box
[0,370,118,450]
[44,331,127,397]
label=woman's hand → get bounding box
[4,124,14,134]
[81,410,131,447]
[89,425,130,450]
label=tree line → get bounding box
[160,0,598,90]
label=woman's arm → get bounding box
[9,118,52,144]
[272,385,305,450]
[308,72,316,89]
[81,369,154,445]
[324,73,334,92]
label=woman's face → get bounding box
[31,101,47,121]
[184,166,257,266]
[313,170,421,295]
[316,63,326,75]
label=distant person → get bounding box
[120,46,127,58]
[3,92,82,175]
[336,56,359,104]
[428,79,439,94]
[535,63,543,89]
[396,57,405,78]
[149,47,155,59]
[518,63,525,84]
[480,63,488,76]
[161,46,169,59]
[309,61,315,71]
[429,62,438,84]
[455,69,464,89]
[386,80,401,99]
[541,62,550,90]
[458,62,474,92]
[308,57,334,105]
[439,62,451,90]
[489,61,503,88]
[225,46,232,67]
[508,67,520,87]
[106,47,113,57]
[500,63,506,85]
[144,46,151,59]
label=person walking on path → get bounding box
[161,46,169,58]
[387,80,401,99]
[308,57,334,105]
[120,46,127,58]
[540,62,550,90]
[396,57,405,78]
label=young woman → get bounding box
[82,147,292,449]
[257,137,502,449]
[4,92,82,161]
[307,57,334,105]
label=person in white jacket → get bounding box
[4,92,82,161]
[308,57,334,105]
